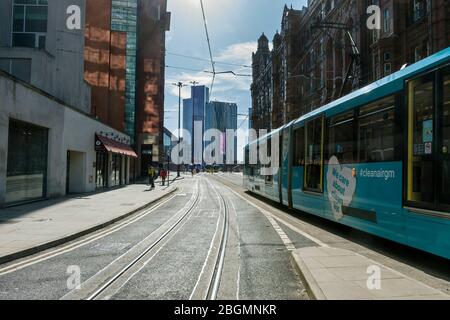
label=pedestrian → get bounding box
[160,168,167,186]
[148,165,156,190]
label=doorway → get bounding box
[406,66,450,212]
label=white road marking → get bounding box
[228,198,241,300]
[224,186,328,248]
[0,189,184,275]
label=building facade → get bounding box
[135,0,171,176]
[251,0,450,132]
[111,0,138,144]
[368,0,450,82]
[0,0,137,207]
[205,101,238,166]
[0,0,91,113]
[182,85,210,165]
[84,0,127,132]
[251,33,273,132]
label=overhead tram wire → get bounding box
[199,0,216,98]
[166,51,252,69]
[166,65,251,77]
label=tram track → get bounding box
[205,179,229,300]
[60,180,202,300]
[87,176,230,300]
[0,189,181,276]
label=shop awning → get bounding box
[95,134,138,158]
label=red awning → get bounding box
[96,134,138,158]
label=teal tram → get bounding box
[244,47,450,259]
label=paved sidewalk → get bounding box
[0,181,179,264]
[292,247,450,300]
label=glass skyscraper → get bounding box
[111,0,138,144]
[205,101,238,165]
[182,86,209,165]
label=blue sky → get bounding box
[164,0,307,161]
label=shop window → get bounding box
[328,111,355,163]
[358,96,396,162]
[6,119,48,204]
[304,117,324,192]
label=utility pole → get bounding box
[172,82,187,177]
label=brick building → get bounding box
[84,0,127,132]
[251,0,450,131]
[251,33,273,132]
[84,0,170,177]
[136,0,171,176]
[368,0,450,82]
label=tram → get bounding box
[244,47,450,259]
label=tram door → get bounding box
[406,67,450,212]
[278,133,283,203]
[439,68,450,208]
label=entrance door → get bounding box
[278,133,283,203]
[406,67,450,212]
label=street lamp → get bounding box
[172,82,187,178]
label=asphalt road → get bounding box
[0,175,309,300]
[213,173,450,295]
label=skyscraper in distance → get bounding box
[182,85,209,165]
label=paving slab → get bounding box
[292,246,450,300]
[0,181,180,264]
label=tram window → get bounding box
[304,117,323,192]
[358,96,396,162]
[328,111,355,163]
[294,127,305,166]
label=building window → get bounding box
[414,46,422,62]
[383,9,391,33]
[12,0,48,48]
[384,63,392,76]
[358,95,397,162]
[304,117,324,192]
[384,52,391,61]
[0,58,31,82]
[328,111,355,164]
[412,0,427,23]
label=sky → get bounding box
[164,0,307,162]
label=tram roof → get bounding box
[292,46,450,127]
[246,46,450,148]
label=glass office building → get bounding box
[111,0,138,144]
[205,101,238,165]
[182,86,210,164]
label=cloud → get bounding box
[215,41,257,65]
[166,40,257,100]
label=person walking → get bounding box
[160,168,167,186]
[148,165,156,190]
